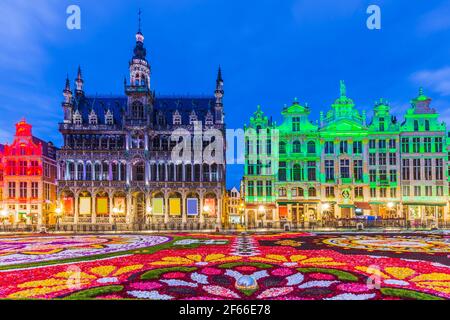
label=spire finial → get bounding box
[77,65,82,80]
[419,87,424,96]
[138,8,142,33]
[217,65,223,82]
[340,80,346,97]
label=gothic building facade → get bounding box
[56,24,226,231]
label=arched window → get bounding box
[203,164,210,182]
[293,141,301,153]
[77,163,84,180]
[86,163,92,180]
[133,162,145,181]
[308,187,317,197]
[94,162,101,181]
[68,162,75,180]
[102,162,109,180]
[119,163,126,181]
[111,163,118,181]
[211,164,218,181]
[194,164,201,182]
[307,141,316,154]
[176,164,183,181]
[132,101,144,119]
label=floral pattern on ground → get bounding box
[0,235,171,267]
[0,232,448,300]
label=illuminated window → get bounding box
[324,141,334,154]
[19,182,27,198]
[8,182,16,198]
[31,182,38,198]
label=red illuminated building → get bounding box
[0,120,57,228]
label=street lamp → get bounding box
[55,207,62,229]
[387,202,394,209]
[146,206,152,224]
[258,205,265,214]
[322,203,330,211]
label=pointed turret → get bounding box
[63,75,72,102]
[214,66,224,124]
[128,9,151,91]
[75,66,84,96]
[62,75,74,123]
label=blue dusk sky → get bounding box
[1,0,450,189]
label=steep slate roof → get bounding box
[71,94,216,126]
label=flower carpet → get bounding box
[0,232,448,300]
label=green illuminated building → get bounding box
[243,82,449,229]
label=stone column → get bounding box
[145,195,151,225]
[182,192,187,225]
[216,196,222,227]
[109,194,114,224]
[199,194,205,225]
[126,193,132,225]
[74,195,79,224]
[92,195,97,224]
[164,193,169,224]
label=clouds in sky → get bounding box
[411,67,450,97]
[417,1,450,34]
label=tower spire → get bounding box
[75,65,84,96]
[340,80,346,97]
[216,65,223,84]
[138,8,142,33]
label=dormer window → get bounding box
[205,111,214,125]
[73,110,82,125]
[157,111,165,126]
[189,111,198,125]
[173,110,181,125]
[105,110,114,125]
[88,110,98,125]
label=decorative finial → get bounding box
[340,80,346,97]
[419,87,424,96]
[65,74,70,89]
[217,65,223,83]
[77,65,82,77]
[138,8,142,32]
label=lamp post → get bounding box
[0,209,8,227]
[258,205,265,228]
[112,207,119,232]
[55,207,62,231]
[146,206,152,225]
[239,203,245,227]
[203,205,211,229]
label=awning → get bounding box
[339,204,355,208]
[403,203,447,207]
[354,202,372,210]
